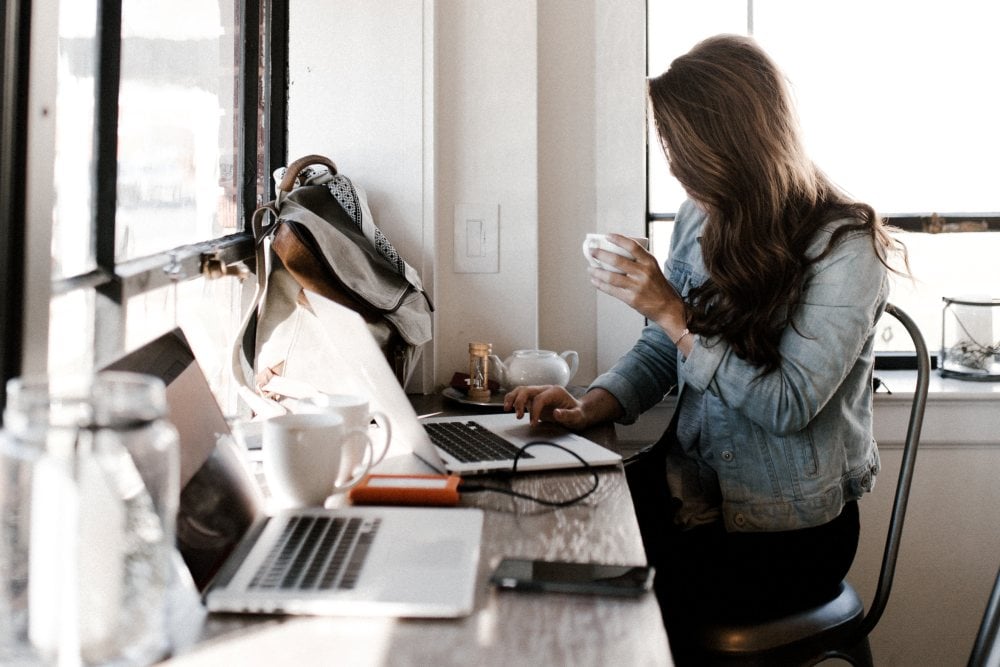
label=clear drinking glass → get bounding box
[0,372,179,666]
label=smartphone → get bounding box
[489,558,654,597]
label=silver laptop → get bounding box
[281,291,622,476]
[104,329,483,618]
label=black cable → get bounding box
[458,440,600,508]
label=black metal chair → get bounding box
[688,303,930,666]
[968,563,1000,667]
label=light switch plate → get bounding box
[454,203,499,273]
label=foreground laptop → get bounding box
[264,292,623,477]
[104,329,483,618]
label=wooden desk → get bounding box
[163,395,674,666]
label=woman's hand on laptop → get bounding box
[504,386,622,430]
[505,385,581,427]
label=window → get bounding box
[1,0,31,412]
[1,0,286,417]
[647,0,1000,358]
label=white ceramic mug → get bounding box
[262,412,374,508]
[296,393,391,484]
[582,233,650,273]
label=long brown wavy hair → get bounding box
[648,34,905,372]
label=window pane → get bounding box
[116,0,241,261]
[49,289,96,376]
[125,274,246,415]
[648,1,1000,214]
[53,1,98,280]
[647,0,747,213]
[753,0,1000,213]
[885,231,1000,354]
[646,1,1000,355]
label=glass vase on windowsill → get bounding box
[939,296,1000,381]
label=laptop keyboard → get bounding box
[249,515,380,591]
[423,421,535,463]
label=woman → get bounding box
[504,34,907,643]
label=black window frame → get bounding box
[0,0,32,416]
[0,0,289,417]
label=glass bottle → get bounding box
[0,371,179,666]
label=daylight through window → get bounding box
[647,0,1000,355]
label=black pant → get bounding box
[625,443,860,630]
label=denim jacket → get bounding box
[592,200,888,532]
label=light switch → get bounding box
[466,219,483,256]
[454,204,499,273]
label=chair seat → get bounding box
[693,581,866,657]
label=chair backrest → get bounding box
[859,302,930,637]
[968,563,1000,667]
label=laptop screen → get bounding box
[103,328,263,590]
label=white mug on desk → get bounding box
[296,393,391,484]
[262,412,374,508]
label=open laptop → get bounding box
[103,329,483,618]
[263,291,622,476]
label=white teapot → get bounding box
[489,349,579,389]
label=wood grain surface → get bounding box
[165,396,674,666]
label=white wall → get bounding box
[591,1,648,374]
[288,0,646,392]
[855,441,1000,666]
[431,0,541,387]
[856,381,1000,666]
[287,0,431,387]
[21,0,59,375]
[536,1,647,381]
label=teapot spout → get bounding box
[488,354,507,388]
